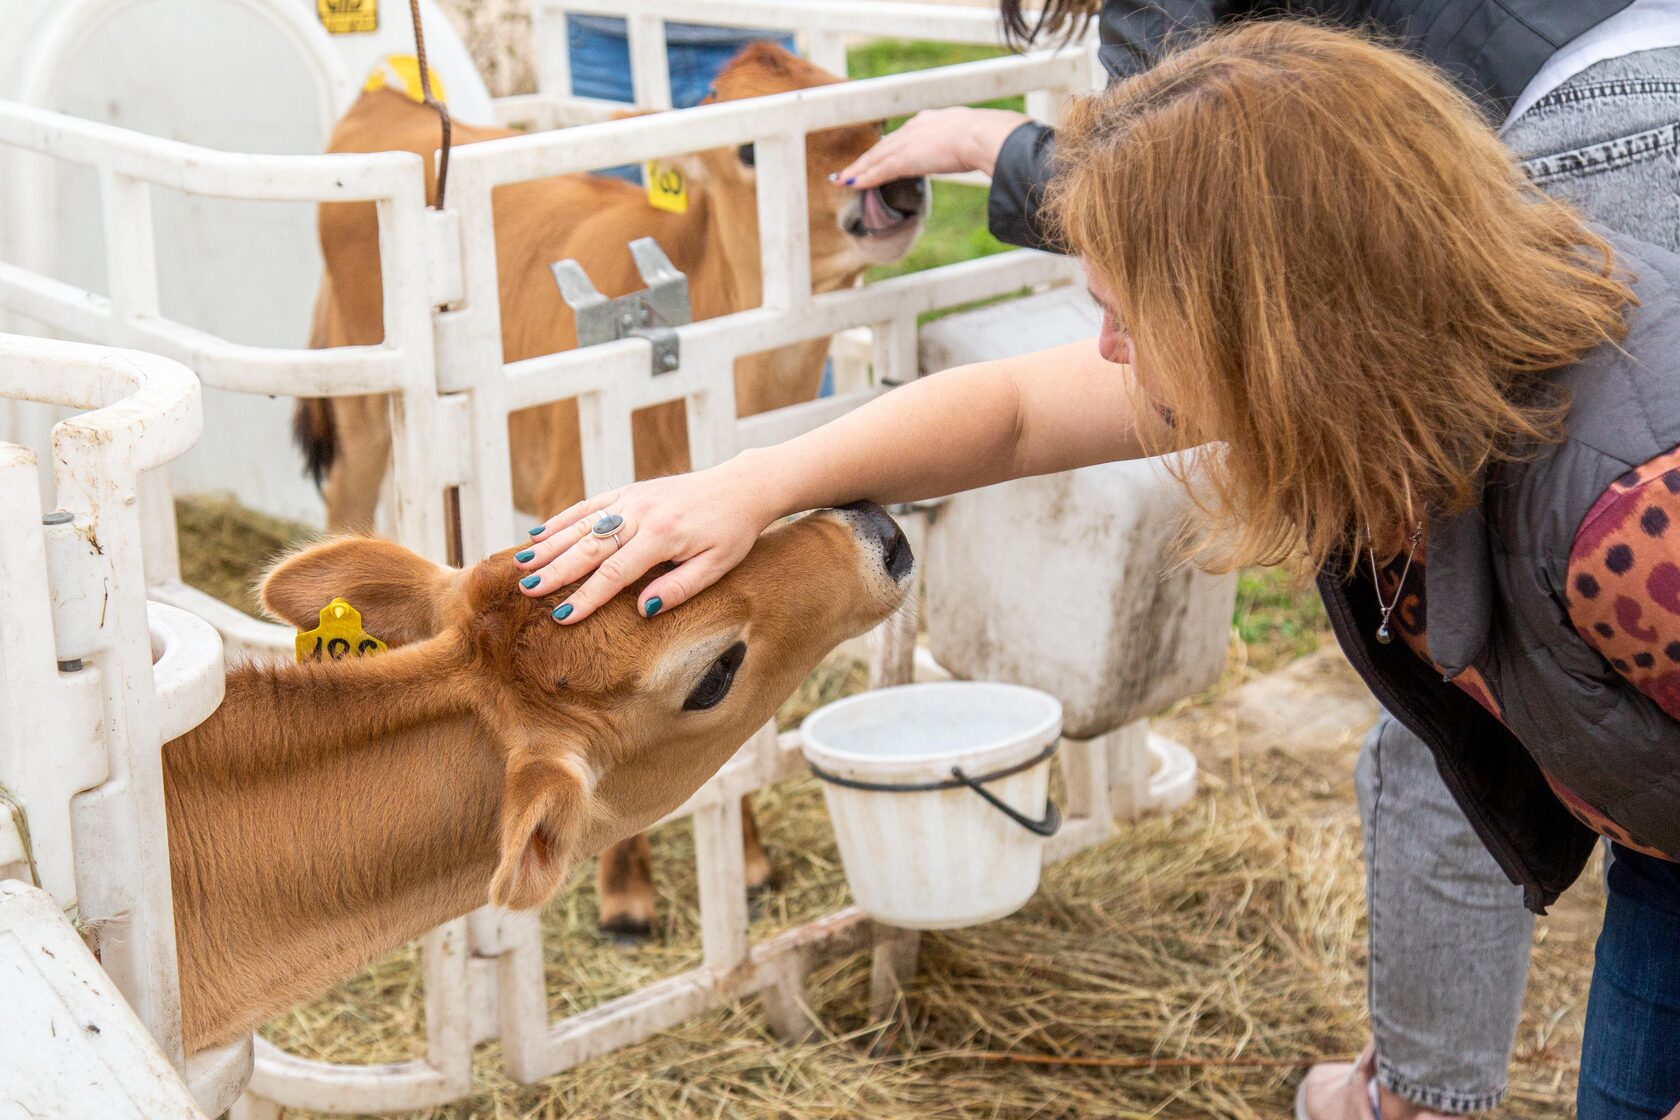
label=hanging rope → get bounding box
[407,0,453,209]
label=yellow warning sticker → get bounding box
[644,162,688,214]
[319,0,378,35]
[364,54,450,104]
[295,598,388,663]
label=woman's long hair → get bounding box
[999,0,1097,49]
[1049,21,1634,574]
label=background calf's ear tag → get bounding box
[644,162,688,214]
[296,598,388,662]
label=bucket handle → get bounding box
[950,765,1062,837]
[807,743,1062,838]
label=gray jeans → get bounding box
[1359,46,1680,1114]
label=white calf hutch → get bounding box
[0,2,1235,1115]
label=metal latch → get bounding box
[550,237,691,375]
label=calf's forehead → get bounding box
[808,122,884,166]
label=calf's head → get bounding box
[259,503,913,909]
[691,43,928,274]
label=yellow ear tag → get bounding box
[363,54,449,104]
[644,162,688,214]
[295,598,388,663]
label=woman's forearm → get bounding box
[748,338,1152,517]
[516,339,1156,620]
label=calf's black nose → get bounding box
[879,176,928,217]
[840,500,914,580]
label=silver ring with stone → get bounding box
[590,512,625,548]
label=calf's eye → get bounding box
[684,642,746,711]
[737,143,755,168]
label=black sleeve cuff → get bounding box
[986,120,1062,253]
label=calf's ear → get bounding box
[489,752,593,911]
[259,535,461,647]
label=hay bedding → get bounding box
[265,732,1600,1120]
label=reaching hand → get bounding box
[836,107,1031,189]
[514,458,782,624]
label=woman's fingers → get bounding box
[525,490,620,546]
[843,145,922,189]
[838,108,1032,187]
[514,455,780,621]
[518,511,636,597]
[551,534,669,623]
[837,135,899,186]
[519,508,607,572]
[634,546,743,618]
[839,136,936,189]
[836,112,962,188]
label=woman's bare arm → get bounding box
[515,337,1159,620]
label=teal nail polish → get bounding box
[515,548,535,563]
[644,597,662,618]
[520,574,540,589]
[552,603,573,621]
[528,525,546,536]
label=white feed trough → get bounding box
[802,682,1063,929]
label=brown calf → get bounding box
[164,504,913,1051]
[298,43,926,526]
[298,42,926,940]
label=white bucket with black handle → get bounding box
[800,681,1063,930]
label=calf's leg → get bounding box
[596,833,658,943]
[741,795,773,896]
[319,393,393,534]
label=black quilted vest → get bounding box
[1320,231,1680,912]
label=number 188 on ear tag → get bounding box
[645,162,687,214]
[296,598,388,662]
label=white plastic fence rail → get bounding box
[0,7,1110,1113]
[0,332,248,1117]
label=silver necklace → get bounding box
[1366,523,1423,645]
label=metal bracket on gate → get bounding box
[549,237,691,376]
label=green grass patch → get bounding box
[847,41,1022,118]
[846,39,1022,299]
[1233,565,1331,673]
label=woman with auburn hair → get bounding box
[515,23,1680,1118]
[835,3,1680,1119]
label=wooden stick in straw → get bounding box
[944,1051,1359,1071]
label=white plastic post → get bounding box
[628,14,674,109]
[753,132,812,313]
[0,333,206,1091]
[694,794,751,973]
[806,31,850,78]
